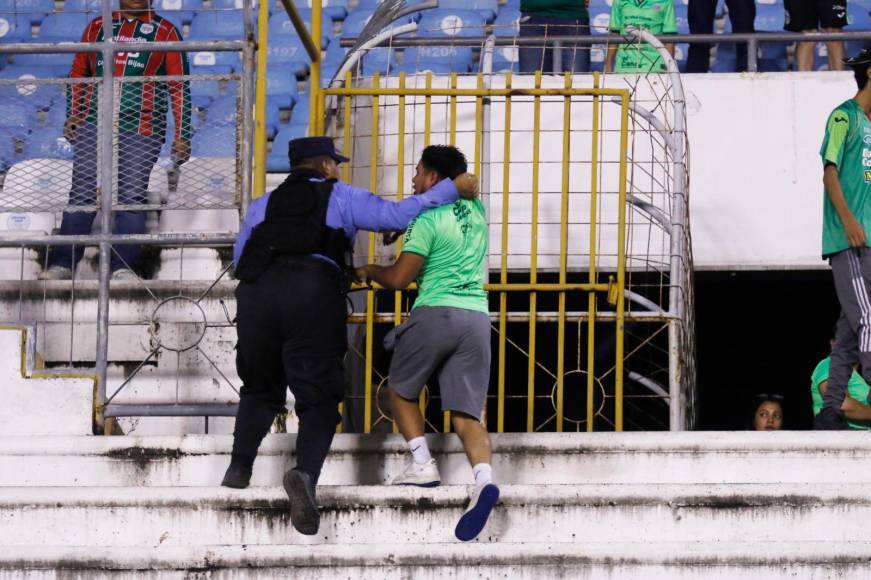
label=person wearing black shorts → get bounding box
[784,0,848,71]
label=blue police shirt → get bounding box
[234,176,460,265]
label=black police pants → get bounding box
[232,258,347,484]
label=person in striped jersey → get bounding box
[40,0,192,280]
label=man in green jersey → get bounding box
[604,0,676,74]
[817,49,871,429]
[356,145,497,542]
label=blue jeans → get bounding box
[50,122,163,272]
[518,14,591,74]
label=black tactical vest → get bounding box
[234,170,352,283]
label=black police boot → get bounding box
[283,468,320,535]
[814,406,850,430]
[221,462,253,489]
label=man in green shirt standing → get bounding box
[356,145,496,542]
[605,0,676,74]
[519,0,591,73]
[817,49,871,429]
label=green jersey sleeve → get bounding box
[609,0,623,32]
[661,0,677,34]
[402,212,437,258]
[821,108,851,168]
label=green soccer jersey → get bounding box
[609,0,676,73]
[520,0,588,20]
[402,198,489,314]
[811,357,871,430]
[820,99,871,257]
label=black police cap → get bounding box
[844,49,871,68]
[288,136,350,167]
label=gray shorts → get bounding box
[387,306,491,419]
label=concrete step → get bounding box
[3,542,871,579]
[4,432,871,487]
[1,483,868,547]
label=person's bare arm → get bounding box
[356,252,425,290]
[820,380,871,420]
[824,164,866,247]
[605,44,618,72]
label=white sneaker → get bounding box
[111,268,137,281]
[390,458,441,487]
[37,266,72,280]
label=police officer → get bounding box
[223,136,479,535]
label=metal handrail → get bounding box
[340,30,871,73]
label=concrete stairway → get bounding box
[2,432,871,578]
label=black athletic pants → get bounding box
[687,0,755,73]
[231,256,347,484]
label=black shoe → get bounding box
[814,406,850,430]
[221,463,252,488]
[283,469,320,535]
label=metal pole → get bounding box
[95,0,116,433]
[240,0,255,215]
[747,37,758,73]
[252,0,270,198]
[631,28,689,431]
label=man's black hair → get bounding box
[419,145,467,180]
[845,50,871,91]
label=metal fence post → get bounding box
[95,0,116,433]
[747,37,758,73]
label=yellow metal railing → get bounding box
[322,74,630,433]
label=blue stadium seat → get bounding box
[416,10,486,38]
[289,94,308,126]
[674,42,688,72]
[63,0,119,15]
[0,15,32,42]
[341,10,373,39]
[0,99,34,139]
[13,44,74,77]
[400,46,473,73]
[0,129,15,171]
[38,12,90,40]
[0,0,54,24]
[265,65,299,109]
[188,65,223,107]
[754,3,782,32]
[711,52,737,72]
[752,4,787,71]
[157,10,186,32]
[203,95,238,127]
[0,66,61,111]
[491,46,518,72]
[153,0,204,25]
[588,3,611,35]
[189,10,246,39]
[21,127,73,160]
[191,124,236,156]
[267,124,306,172]
[269,10,332,46]
[436,0,498,22]
[323,39,347,65]
[43,104,68,131]
[846,3,870,29]
[190,49,242,72]
[673,2,689,34]
[492,7,519,37]
[350,0,383,12]
[358,46,397,74]
[264,96,285,137]
[267,34,309,77]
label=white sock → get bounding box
[408,436,431,465]
[472,463,492,488]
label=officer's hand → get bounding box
[844,215,867,248]
[454,172,479,199]
[354,265,370,284]
[171,139,191,165]
[64,115,83,142]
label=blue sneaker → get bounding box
[454,483,500,541]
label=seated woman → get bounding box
[751,394,784,431]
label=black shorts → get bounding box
[784,0,849,32]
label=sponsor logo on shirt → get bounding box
[140,23,154,34]
[865,170,871,183]
[862,148,871,167]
